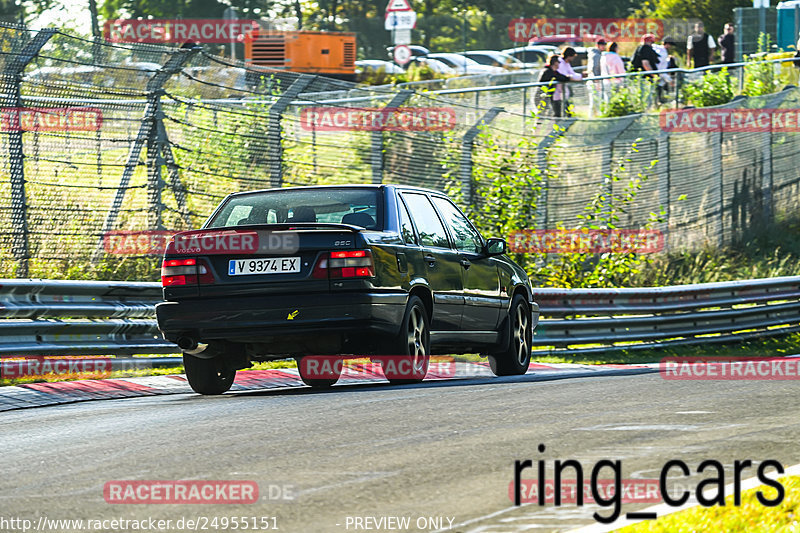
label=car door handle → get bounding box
[460,259,471,269]
[423,254,436,265]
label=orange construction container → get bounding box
[244,29,356,77]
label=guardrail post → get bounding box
[268,76,314,188]
[91,46,200,262]
[460,107,503,206]
[371,90,412,184]
[2,28,55,278]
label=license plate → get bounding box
[228,257,300,276]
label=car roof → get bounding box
[226,184,444,198]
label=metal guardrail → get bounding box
[1,276,799,358]
[0,280,174,356]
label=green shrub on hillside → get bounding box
[681,68,734,107]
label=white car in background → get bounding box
[426,53,505,75]
[461,50,527,70]
[355,60,406,75]
[406,56,457,76]
[501,45,554,68]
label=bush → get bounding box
[599,79,653,117]
[681,68,734,107]
[743,34,779,97]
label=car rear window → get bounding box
[206,188,382,230]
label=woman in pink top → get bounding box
[600,42,625,102]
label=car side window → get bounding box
[431,197,483,254]
[398,197,417,245]
[402,193,450,249]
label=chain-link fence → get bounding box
[2,24,800,279]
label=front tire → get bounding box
[382,296,430,384]
[489,294,532,376]
[183,352,236,395]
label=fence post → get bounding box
[599,116,638,220]
[658,133,671,253]
[712,130,724,246]
[91,45,200,263]
[371,90,412,184]
[761,90,792,226]
[460,107,503,206]
[534,118,575,231]
[268,76,313,188]
[2,28,55,278]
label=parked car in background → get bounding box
[500,45,552,68]
[156,185,539,395]
[387,45,430,60]
[405,56,457,76]
[461,50,526,70]
[427,53,504,75]
[355,60,405,75]
[527,34,599,67]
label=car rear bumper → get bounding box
[156,291,407,344]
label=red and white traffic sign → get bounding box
[393,45,412,65]
[386,0,413,12]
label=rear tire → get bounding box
[489,294,532,376]
[382,296,430,384]
[183,352,236,395]
[297,355,342,388]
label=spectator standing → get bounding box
[554,47,585,117]
[538,54,573,117]
[718,23,736,64]
[587,38,607,114]
[653,37,678,102]
[631,34,659,72]
[600,42,625,101]
[687,22,716,68]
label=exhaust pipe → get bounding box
[177,336,208,355]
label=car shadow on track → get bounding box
[220,367,657,399]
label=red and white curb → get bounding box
[0,361,658,412]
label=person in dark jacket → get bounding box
[630,34,659,73]
[538,54,572,117]
[718,23,735,64]
[687,22,716,68]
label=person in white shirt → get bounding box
[653,37,678,102]
[600,42,625,103]
[554,47,585,116]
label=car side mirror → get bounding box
[484,238,507,256]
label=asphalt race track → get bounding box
[1,372,798,532]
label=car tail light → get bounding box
[161,258,214,286]
[312,250,374,279]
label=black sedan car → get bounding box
[156,185,539,394]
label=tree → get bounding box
[637,0,751,40]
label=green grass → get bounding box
[618,476,800,532]
[531,331,800,366]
